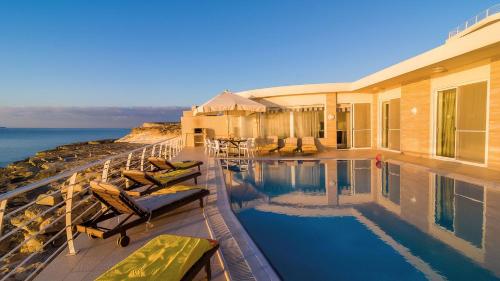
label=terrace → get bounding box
[2,137,500,280]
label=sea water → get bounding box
[0,128,130,167]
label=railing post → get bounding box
[140,147,147,171]
[125,152,133,188]
[0,199,7,235]
[102,160,111,182]
[65,172,78,255]
[169,142,173,160]
[150,145,157,171]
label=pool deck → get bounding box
[35,148,231,281]
[35,146,500,281]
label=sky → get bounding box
[0,0,498,127]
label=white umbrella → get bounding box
[195,90,266,137]
[195,90,266,115]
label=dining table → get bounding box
[217,138,247,156]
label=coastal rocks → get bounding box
[117,122,181,144]
[0,139,142,195]
[0,138,143,279]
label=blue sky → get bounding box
[0,0,497,108]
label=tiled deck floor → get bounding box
[36,145,500,281]
[35,148,227,281]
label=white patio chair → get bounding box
[214,140,229,158]
[239,138,256,158]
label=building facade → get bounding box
[182,13,500,169]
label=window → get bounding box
[435,81,487,164]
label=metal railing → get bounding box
[0,136,185,281]
[448,3,500,39]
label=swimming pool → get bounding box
[223,159,500,281]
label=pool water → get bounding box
[224,160,500,281]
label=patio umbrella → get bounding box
[195,90,266,137]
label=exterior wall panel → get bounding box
[324,93,337,148]
[401,79,432,157]
[488,58,500,170]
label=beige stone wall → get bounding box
[400,79,431,157]
[323,93,337,148]
[485,186,500,276]
[399,165,431,232]
[488,57,500,170]
[181,111,230,147]
[372,93,378,149]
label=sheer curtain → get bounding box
[436,89,456,158]
[260,112,290,138]
[294,110,324,138]
[435,176,455,231]
[353,103,371,148]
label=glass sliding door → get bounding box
[434,175,484,248]
[382,102,389,148]
[388,98,400,150]
[435,81,487,164]
[294,110,324,138]
[337,105,351,149]
[381,99,401,150]
[353,103,371,148]
[261,112,290,138]
[456,82,487,163]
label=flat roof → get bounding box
[237,18,500,99]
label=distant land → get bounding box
[0,106,189,128]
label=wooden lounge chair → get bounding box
[76,181,209,247]
[279,137,298,154]
[301,137,318,154]
[122,169,201,196]
[95,234,219,281]
[148,157,203,172]
[258,136,279,154]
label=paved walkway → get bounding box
[35,148,228,281]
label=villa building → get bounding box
[182,12,500,169]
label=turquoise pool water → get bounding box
[224,160,500,281]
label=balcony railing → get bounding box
[448,4,500,39]
[0,136,185,281]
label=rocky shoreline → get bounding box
[0,139,142,195]
[0,122,182,280]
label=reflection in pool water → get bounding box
[223,159,500,281]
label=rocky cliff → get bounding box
[116,122,181,143]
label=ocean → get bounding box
[0,128,130,167]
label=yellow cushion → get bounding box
[152,170,191,184]
[259,144,278,151]
[171,161,199,169]
[150,185,203,195]
[96,235,215,281]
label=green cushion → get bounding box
[96,235,215,281]
[152,170,191,185]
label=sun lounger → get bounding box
[148,157,203,172]
[95,234,219,281]
[279,137,298,154]
[301,136,318,154]
[258,136,279,153]
[122,169,201,196]
[76,181,209,247]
